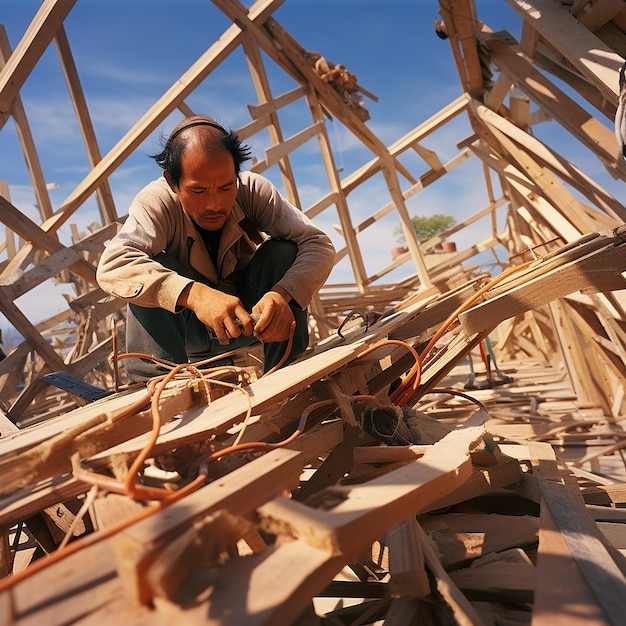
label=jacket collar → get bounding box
[185,201,248,282]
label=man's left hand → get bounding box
[252,288,295,342]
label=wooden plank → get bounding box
[439,0,485,98]
[0,290,66,372]
[242,38,301,204]
[0,195,97,284]
[54,26,118,225]
[163,536,346,626]
[79,299,434,464]
[0,447,303,625]
[448,548,535,603]
[529,441,626,625]
[295,424,364,502]
[145,509,258,602]
[415,520,488,626]
[573,0,625,30]
[0,29,54,220]
[506,0,623,104]
[385,516,430,598]
[113,447,303,605]
[306,91,369,292]
[0,383,197,498]
[598,521,626,551]
[471,102,605,235]
[5,334,114,423]
[419,511,539,569]
[5,536,133,626]
[258,426,484,555]
[534,494,610,625]
[486,38,626,185]
[134,426,484,625]
[419,451,522,513]
[0,247,88,302]
[90,492,149,530]
[0,474,88,530]
[582,483,626,506]
[548,299,609,413]
[0,387,150,458]
[539,475,626,623]
[460,230,626,334]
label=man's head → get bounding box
[152,115,252,187]
[153,116,252,231]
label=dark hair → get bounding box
[150,117,252,187]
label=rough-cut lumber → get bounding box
[506,0,623,104]
[258,425,484,554]
[530,441,626,625]
[448,547,535,603]
[414,520,488,626]
[385,516,430,598]
[0,382,195,497]
[114,447,303,605]
[0,447,304,623]
[460,228,626,334]
[419,512,539,568]
[419,450,522,513]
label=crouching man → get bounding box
[97,115,335,381]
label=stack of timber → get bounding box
[2,0,626,623]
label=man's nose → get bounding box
[204,193,221,211]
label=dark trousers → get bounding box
[124,239,309,380]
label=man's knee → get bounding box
[249,239,297,278]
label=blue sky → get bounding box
[0,1,620,340]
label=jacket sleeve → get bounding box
[239,173,336,308]
[96,180,194,312]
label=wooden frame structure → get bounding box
[2,0,626,623]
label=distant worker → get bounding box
[97,115,335,381]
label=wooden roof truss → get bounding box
[2,0,626,622]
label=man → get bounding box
[97,115,335,381]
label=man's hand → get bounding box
[178,282,254,343]
[252,287,295,342]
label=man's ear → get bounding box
[164,170,177,192]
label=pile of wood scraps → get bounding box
[1,229,626,623]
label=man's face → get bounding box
[167,145,238,231]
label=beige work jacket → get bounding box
[96,172,335,312]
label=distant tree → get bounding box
[396,213,456,244]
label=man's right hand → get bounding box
[178,282,254,343]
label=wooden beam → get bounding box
[113,447,303,605]
[460,229,626,334]
[0,28,55,220]
[0,195,96,284]
[54,26,118,225]
[486,39,626,181]
[506,0,623,105]
[0,0,77,129]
